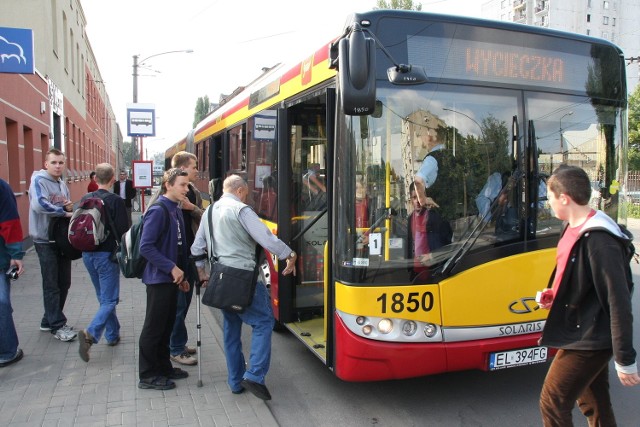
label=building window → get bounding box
[588,0,592,7]
[587,14,591,22]
[63,12,68,71]
[603,16,609,25]
[51,0,58,56]
[612,17,616,26]
[587,29,591,35]
[602,31,608,39]
[603,1,609,9]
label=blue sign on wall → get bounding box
[0,27,35,74]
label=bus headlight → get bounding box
[424,323,438,338]
[378,318,393,334]
[337,310,442,342]
[402,321,418,336]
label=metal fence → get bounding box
[629,171,640,192]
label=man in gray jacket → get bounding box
[28,148,77,342]
[191,175,297,400]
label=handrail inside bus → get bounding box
[290,208,328,243]
[356,207,396,245]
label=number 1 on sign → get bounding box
[369,233,382,255]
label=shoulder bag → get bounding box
[200,204,261,313]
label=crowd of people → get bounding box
[1,148,638,422]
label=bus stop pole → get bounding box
[140,136,146,213]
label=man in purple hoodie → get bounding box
[137,168,191,390]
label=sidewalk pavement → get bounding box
[0,212,278,427]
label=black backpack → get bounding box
[117,202,169,278]
[48,216,82,260]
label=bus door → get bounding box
[277,93,329,355]
[209,134,224,202]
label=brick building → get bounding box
[0,0,122,243]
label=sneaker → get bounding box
[53,325,77,342]
[78,330,93,362]
[138,376,175,390]
[170,351,197,366]
[0,348,24,368]
[39,325,52,332]
[185,346,197,355]
[106,336,121,346]
[167,367,189,380]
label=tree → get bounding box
[376,0,422,10]
[122,141,137,169]
[193,95,210,128]
[629,84,640,152]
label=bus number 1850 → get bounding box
[376,291,434,313]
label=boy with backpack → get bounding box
[538,165,639,426]
[75,163,129,362]
[137,168,191,390]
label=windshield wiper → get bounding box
[441,116,522,276]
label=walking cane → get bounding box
[195,278,203,387]
[189,255,205,387]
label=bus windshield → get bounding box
[334,83,624,284]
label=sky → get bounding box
[81,0,484,156]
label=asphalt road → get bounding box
[216,219,640,427]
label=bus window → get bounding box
[336,84,522,283]
[527,92,624,226]
[228,124,246,174]
[246,109,278,215]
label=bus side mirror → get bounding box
[338,27,376,116]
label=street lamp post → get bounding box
[559,111,573,164]
[131,49,193,161]
[131,49,193,212]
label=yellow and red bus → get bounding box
[167,10,629,381]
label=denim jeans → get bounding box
[0,272,19,361]
[221,281,274,392]
[35,243,71,331]
[82,252,120,343]
[540,348,616,427]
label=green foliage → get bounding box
[193,95,210,128]
[629,148,640,171]
[375,0,422,10]
[629,85,640,152]
[625,202,640,219]
[122,141,138,169]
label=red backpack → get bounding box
[68,192,114,251]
